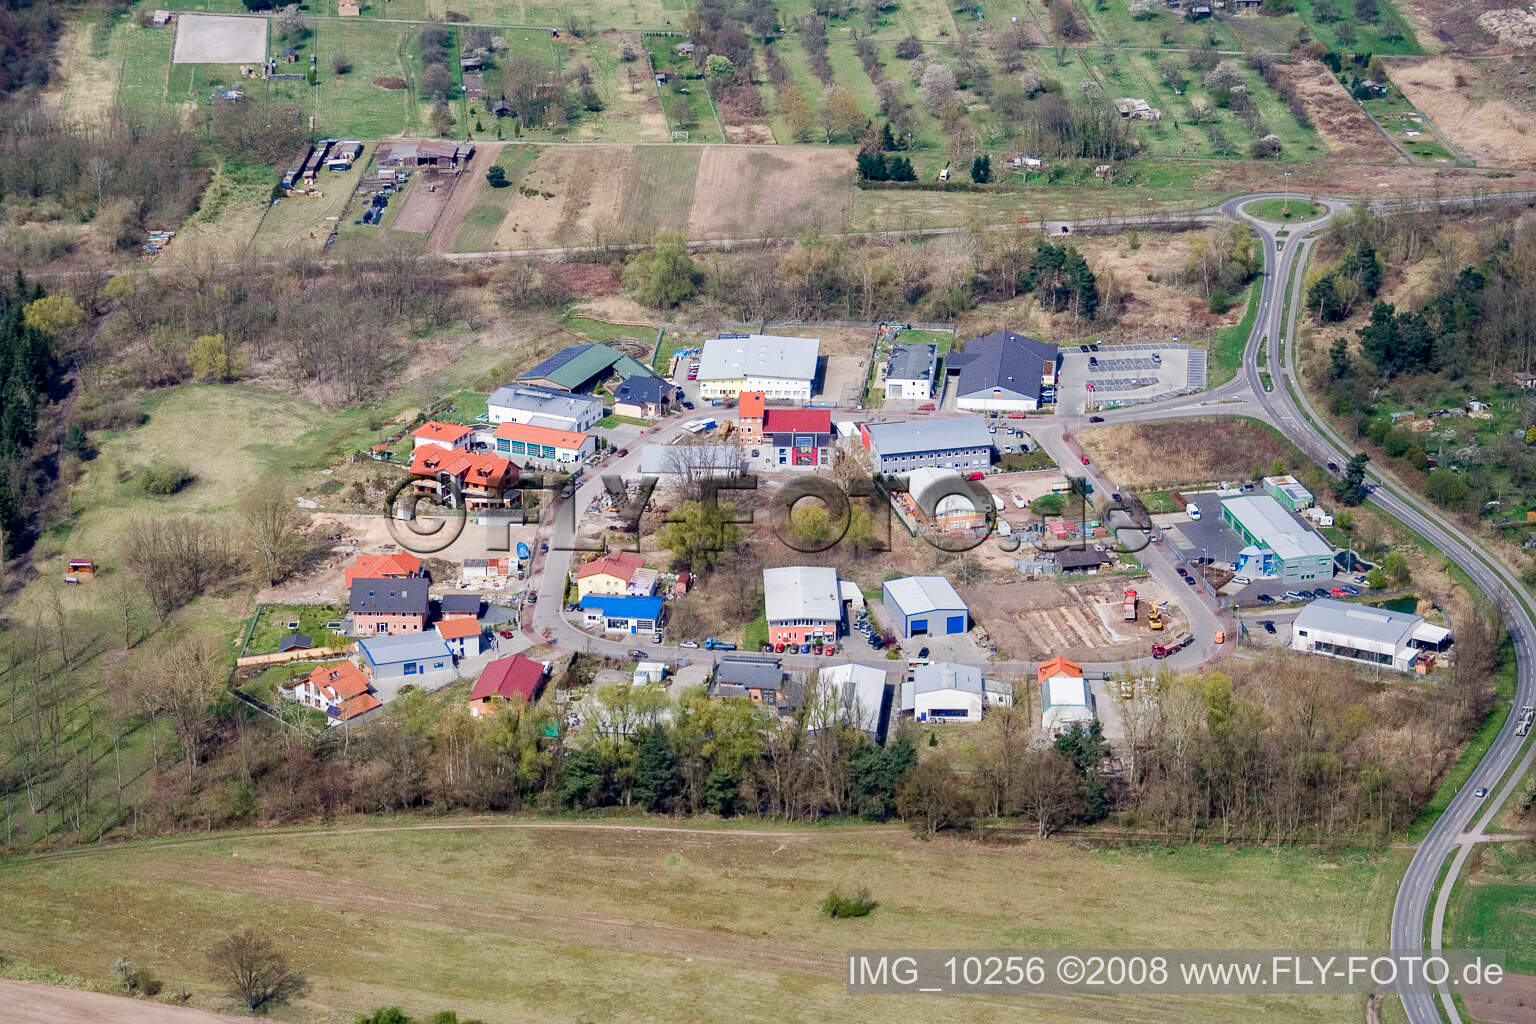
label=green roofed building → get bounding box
[1221,494,1333,583]
[520,344,658,393]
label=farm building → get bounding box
[810,663,890,740]
[639,444,743,477]
[469,655,547,717]
[492,421,595,468]
[695,334,820,403]
[580,595,665,635]
[612,376,675,419]
[860,417,993,473]
[287,662,381,722]
[901,662,1011,724]
[764,566,844,645]
[278,633,312,654]
[946,331,1059,412]
[343,552,423,587]
[408,445,519,510]
[884,343,939,401]
[1291,599,1451,674]
[337,0,359,15]
[1054,548,1114,574]
[325,140,362,170]
[574,550,655,599]
[1038,655,1096,736]
[1221,495,1333,582]
[460,54,483,71]
[357,634,455,687]
[412,420,475,449]
[1262,474,1314,512]
[519,343,656,393]
[882,576,970,639]
[152,9,173,24]
[349,578,430,635]
[487,382,603,431]
[434,617,484,658]
[375,140,476,172]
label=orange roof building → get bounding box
[291,662,381,721]
[1036,655,1083,684]
[737,391,766,445]
[492,421,596,465]
[344,552,423,587]
[409,444,519,509]
[435,617,482,640]
[574,550,645,598]
[412,421,475,449]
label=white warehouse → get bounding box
[695,334,820,403]
[1290,598,1452,674]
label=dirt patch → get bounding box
[1400,0,1508,54]
[1069,232,1245,340]
[0,981,253,1024]
[1478,7,1536,48]
[1079,418,1296,489]
[372,75,406,90]
[726,123,776,144]
[392,170,457,235]
[1278,61,1399,162]
[547,262,622,297]
[493,146,640,249]
[427,144,498,252]
[685,146,853,240]
[960,577,1181,662]
[1390,56,1536,166]
[1462,971,1536,1024]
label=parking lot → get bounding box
[1056,344,1203,415]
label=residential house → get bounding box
[344,552,423,587]
[753,408,833,469]
[882,576,970,638]
[469,654,547,717]
[288,662,381,722]
[492,421,596,468]
[612,375,675,419]
[486,383,603,432]
[439,593,482,620]
[736,391,766,446]
[409,444,519,510]
[901,662,1012,723]
[519,343,657,393]
[764,566,844,645]
[357,634,455,687]
[349,578,430,635]
[884,343,939,401]
[412,420,475,450]
[695,334,820,403]
[809,662,890,739]
[946,331,1059,412]
[1038,655,1095,736]
[574,550,655,599]
[860,417,994,473]
[709,656,790,711]
[435,617,484,658]
[580,595,666,635]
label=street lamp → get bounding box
[1283,171,1290,218]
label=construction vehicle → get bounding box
[1122,588,1137,622]
[1151,634,1194,660]
[1147,604,1164,630]
[703,637,736,651]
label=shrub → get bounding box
[894,36,922,59]
[1207,289,1232,314]
[331,53,352,75]
[486,165,509,188]
[134,461,194,496]
[821,886,877,918]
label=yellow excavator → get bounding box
[1148,604,1164,631]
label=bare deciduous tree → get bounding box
[207,928,306,1013]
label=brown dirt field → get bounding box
[1462,971,1536,1024]
[392,169,457,235]
[1069,232,1247,339]
[960,577,1181,662]
[1399,0,1506,54]
[426,144,498,251]
[493,146,638,248]
[1390,56,1536,166]
[1078,418,1296,489]
[0,981,253,1024]
[685,146,853,240]
[1199,159,1536,198]
[45,26,120,127]
[1278,61,1400,162]
[726,123,776,144]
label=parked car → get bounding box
[1185,575,1198,586]
[499,629,515,639]
[870,638,884,650]
[917,646,930,660]
[1257,593,1276,604]
[1327,461,1339,473]
[918,402,936,411]
[681,400,695,410]
[1311,588,1330,599]
[774,643,785,653]
[1283,590,1304,601]
[526,593,538,603]
[628,650,648,660]
[1341,585,1361,596]
[1111,492,1123,503]
[1262,620,1277,634]
[800,643,811,654]
[617,448,629,457]
[540,542,549,553]
[679,640,699,648]
[1329,587,1347,598]
[1233,576,1253,586]
[1080,456,1090,465]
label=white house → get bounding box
[901,662,1011,723]
[695,334,820,403]
[810,662,890,738]
[884,343,939,401]
[1037,655,1096,736]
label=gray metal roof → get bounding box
[487,383,601,421]
[697,334,819,383]
[883,575,967,616]
[864,417,994,456]
[613,375,671,405]
[439,593,482,615]
[1221,495,1332,561]
[947,331,1058,402]
[715,658,784,688]
[887,343,937,382]
[764,566,841,622]
[349,579,429,615]
[358,633,453,665]
[1293,598,1423,647]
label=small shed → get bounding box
[492,98,512,118]
[152,9,173,25]
[337,0,360,15]
[67,558,96,577]
[282,47,299,63]
[278,633,314,653]
[675,41,695,57]
[460,54,484,72]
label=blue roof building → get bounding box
[580,595,667,635]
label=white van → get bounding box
[1186,502,1201,520]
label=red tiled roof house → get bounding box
[469,654,547,718]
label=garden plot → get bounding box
[171,14,267,64]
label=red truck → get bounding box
[1151,634,1194,660]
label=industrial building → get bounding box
[1220,494,1334,582]
[946,330,1059,412]
[486,383,603,432]
[695,334,820,403]
[812,663,891,739]
[859,417,994,474]
[519,344,656,393]
[884,343,939,400]
[900,662,1012,723]
[1038,655,1095,736]
[1291,598,1452,674]
[763,566,844,645]
[1262,474,1315,512]
[882,576,970,638]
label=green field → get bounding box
[1449,841,1536,974]
[1244,198,1326,222]
[452,144,540,251]
[244,603,351,657]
